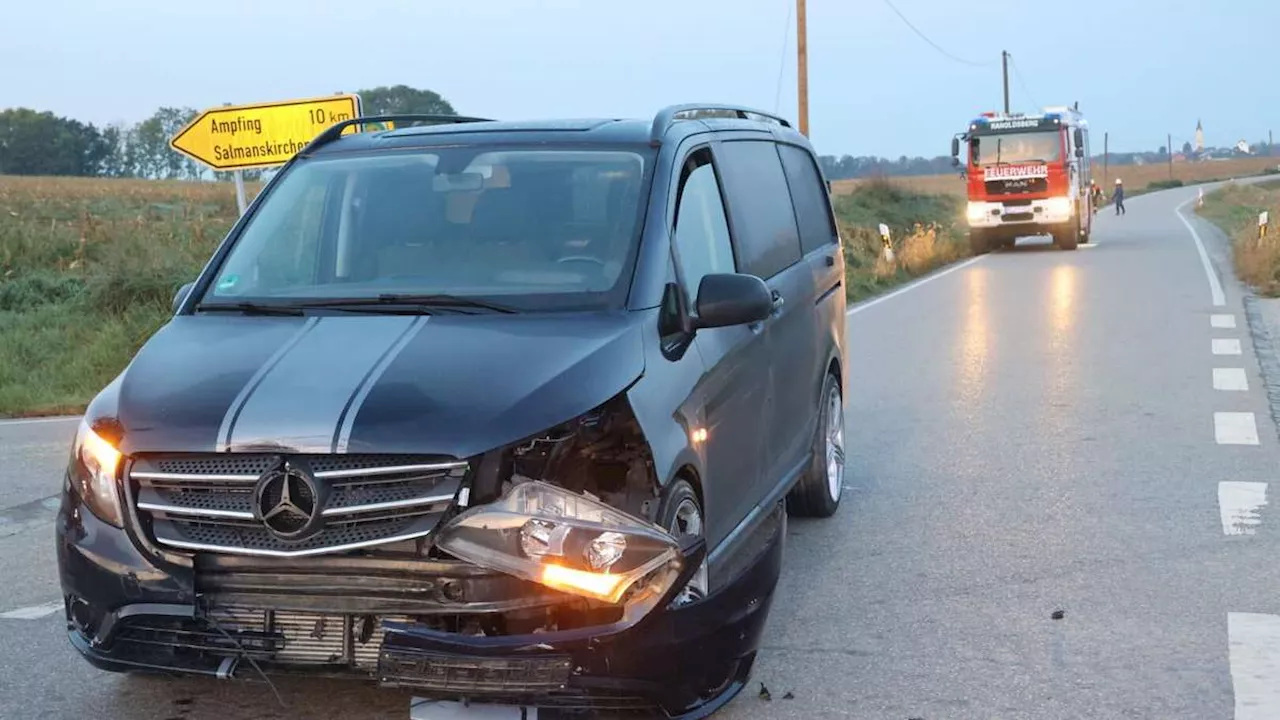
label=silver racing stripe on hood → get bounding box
[218,316,428,453]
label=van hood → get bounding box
[107,312,646,458]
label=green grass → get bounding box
[834,179,968,302]
[0,176,238,416]
[1198,181,1280,297]
[0,175,965,417]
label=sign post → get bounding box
[170,94,363,215]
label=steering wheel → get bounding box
[556,255,608,268]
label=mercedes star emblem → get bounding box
[253,459,326,541]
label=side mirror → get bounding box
[950,137,960,159]
[1075,147,1085,158]
[1073,128,1084,148]
[693,274,772,329]
[172,281,194,313]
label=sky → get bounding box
[1,0,1275,159]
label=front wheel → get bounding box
[787,373,844,518]
[1056,218,1080,251]
[659,479,707,605]
[968,229,991,255]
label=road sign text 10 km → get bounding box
[170,94,362,171]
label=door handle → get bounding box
[770,290,784,315]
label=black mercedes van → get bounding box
[56,104,848,718]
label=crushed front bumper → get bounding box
[57,489,785,719]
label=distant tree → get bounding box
[0,108,110,176]
[1158,145,1168,157]
[1182,141,1193,155]
[131,107,200,179]
[356,85,456,116]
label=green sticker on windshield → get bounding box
[216,274,240,292]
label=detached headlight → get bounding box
[966,202,990,223]
[435,481,682,605]
[70,419,123,527]
[1044,197,1074,217]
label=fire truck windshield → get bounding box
[972,131,1062,165]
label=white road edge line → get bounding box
[1214,339,1244,356]
[1215,412,1260,445]
[0,601,63,620]
[1214,368,1250,391]
[846,256,985,316]
[1219,482,1267,535]
[1176,197,1226,307]
[1212,314,1238,329]
[0,415,80,427]
[1229,612,1280,720]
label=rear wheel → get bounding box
[787,372,844,518]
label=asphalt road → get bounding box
[4,185,1279,719]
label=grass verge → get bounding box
[834,179,968,302]
[0,175,965,417]
[1197,179,1280,296]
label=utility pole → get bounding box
[797,0,809,135]
[1270,130,1274,157]
[1103,132,1109,186]
[1001,51,1010,114]
[1168,132,1174,180]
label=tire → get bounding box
[1057,218,1079,251]
[968,229,990,255]
[659,479,707,604]
[787,372,844,518]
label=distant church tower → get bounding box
[1195,119,1205,152]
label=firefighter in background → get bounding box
[1112,178,1127,216]
[1090,181,1104,213]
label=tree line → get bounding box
[0,86,455,179]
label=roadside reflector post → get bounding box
[1260,211,1270,240]
[879,223,894,262]
[1198,187,1205,208]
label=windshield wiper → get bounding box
[194,302,304,316]
[298,293,518,315]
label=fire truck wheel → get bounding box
[968,230,991,255]
[1057,221,1080,251]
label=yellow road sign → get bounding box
[170,94,362,171]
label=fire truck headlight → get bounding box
[1044,197,1074,218]
[966,202,990,223]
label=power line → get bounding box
[879,0,997,68]
[774,0,794,114]
[1007,55,1040,111]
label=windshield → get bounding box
[201,146,651,310]
[971,131,1062,165]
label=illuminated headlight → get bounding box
[69,419,123,527]
[966,202,991,223]
[435,481,682,606]
[1044,197,1074,217]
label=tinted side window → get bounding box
[778,144,838,255]
[714,140,803,279]
[672,149,735,295]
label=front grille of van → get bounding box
[129,454,467,557]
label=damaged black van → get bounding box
[56,104,848,718]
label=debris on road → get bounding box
[1051,610,1066,620]
[783,691,795,700]
[758,682,772,701]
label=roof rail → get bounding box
[649,103,792,145]
[301,114,495,154]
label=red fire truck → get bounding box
[951,106,1093,252]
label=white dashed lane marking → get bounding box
[1219,482,1268,535]
[1214,339,1244,356]
[1229,613,1280,719]
[1215,412,1260,445]
[1213,314,1238,329]
[1215,368,1250,392]
[0,601,62,620]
